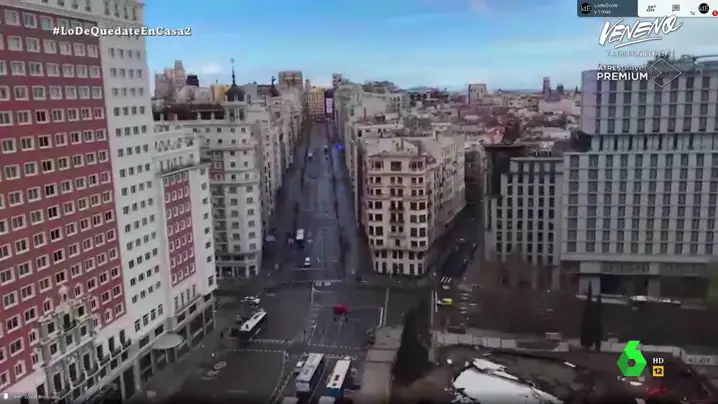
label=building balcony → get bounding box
[158,159,200,175]
[406,193,428,201]
[388,232,406,239]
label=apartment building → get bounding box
[278,70,304,90]
[561,55,718,299]
[154,77,300,279]
[153,60,186,99]
[487,145,565,289]
[305,87,325,120]
[467,83,488,105]
[362,127,465,276]
[0,1,216,402]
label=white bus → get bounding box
[295,229,305,248]
[295,353,325,396]
[326,357,352,398]
[238,309,266,343]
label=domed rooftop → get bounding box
[225,60,244,102]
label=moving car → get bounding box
[308,151,314,159]
[437,297,453,307]
[333,304,348,315]
[303,257,312,267]
[241,296,260,305]
[324,145,329,153]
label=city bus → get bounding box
[295,353,326,397]
[326,357,352,398]
[296,229,305,248]
[238,309,266,344]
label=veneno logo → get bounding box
[598,16,682,49]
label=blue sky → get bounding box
[144,0,713,90]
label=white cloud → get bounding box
[198,63,223,75]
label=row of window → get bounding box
[567,178,718,194]
[565,241,715,255]
[0,245,118,295]
[171,263,196,287]
[3,8,100,37]
[0,130,107,155]
[368,237,428,249]
[133,303,164,333]
[0,82,102,102]
[367,200,428,211]
[0,60,103,83]
[0,210,116,261]
[0,193,113,238]
[0,107,104,127]
[570,152,718,168]
[0,61,100,83]
[112,87,146,98]
[2,266,120,312]
[0,35,99,59]
[2,157,109,184]
[1,172,110,203]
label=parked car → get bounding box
[303,257,312,267]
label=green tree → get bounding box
[580,283,594,349]
[392,308,429,384]
[593,292,603,351]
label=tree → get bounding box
[392,308,429,385]
[580,283,594,349]
[414,297,431,343]
[593,293,603,351]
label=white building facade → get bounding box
[362,130,465,276]
[562,56,718,298]
[158,88,299,279]
[0,0,217,401]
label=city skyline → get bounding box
[145,0,715,89]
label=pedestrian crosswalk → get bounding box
[440,276,453,285]
[308,343,362,350]
[251,338,289,345]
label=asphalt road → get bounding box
[216,122,405,404]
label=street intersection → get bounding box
[171,122,420,403]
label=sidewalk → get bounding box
[129,306,236,402]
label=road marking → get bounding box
[268,356,295,404]
[308,343,362,350]
[251,339,290,345]
[440,276,453,285]
[382,288,390,327]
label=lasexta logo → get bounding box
[617,340,647,376]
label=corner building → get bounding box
[0,1,216,402]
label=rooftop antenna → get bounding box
[230,58,236,86]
